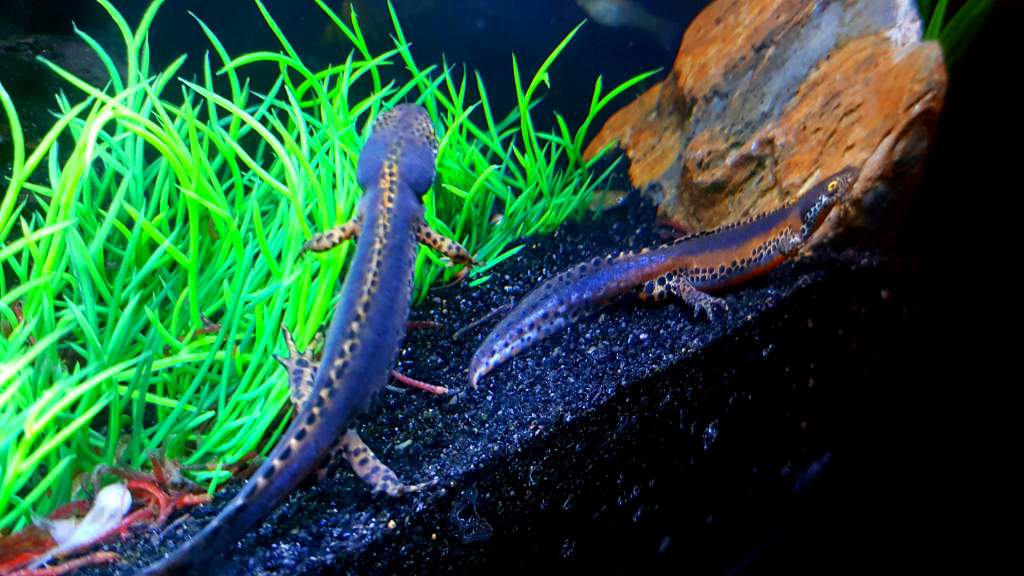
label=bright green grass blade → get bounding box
[925,0,949,39]
[0,81,26,239]
[939,0,992,65]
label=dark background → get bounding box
[0,0,700,128]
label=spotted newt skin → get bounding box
[468,167,859,387]
[140,104,473,574]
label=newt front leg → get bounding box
[301,217,362,253]
[416,224,477,266]
[304,216,475,266]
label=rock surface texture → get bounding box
[585,0,947,242]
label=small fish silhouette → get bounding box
[575,0,682,52]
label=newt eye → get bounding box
[827,180,839,193]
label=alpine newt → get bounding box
[468,167,859,387]
[140,104,473,574]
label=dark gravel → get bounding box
[91,192,923,575]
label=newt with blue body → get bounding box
[468,167,859,387]
[140,104,473,574]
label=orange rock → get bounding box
[586,0,946,243]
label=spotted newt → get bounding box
[140,104,473,574]
[468,167,859,387]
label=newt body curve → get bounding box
[140,104,472,574]
[468,167,859,387]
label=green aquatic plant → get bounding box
[0,0,654,531]
[918,0,992,66]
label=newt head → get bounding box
[357,103,438,195]
[797,166,859,239]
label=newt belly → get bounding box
[140,104,473,574]
[468,167,859,387]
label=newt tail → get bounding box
[468,167,859,387]
[139,104,473,574]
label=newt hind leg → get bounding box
[275,324,437,495]
[638,271,727,320]
[339,429,438,496]
[274,324,322,409]
[309,429,437,494]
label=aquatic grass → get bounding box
[919,0,992,66]
[0,0,650,530]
